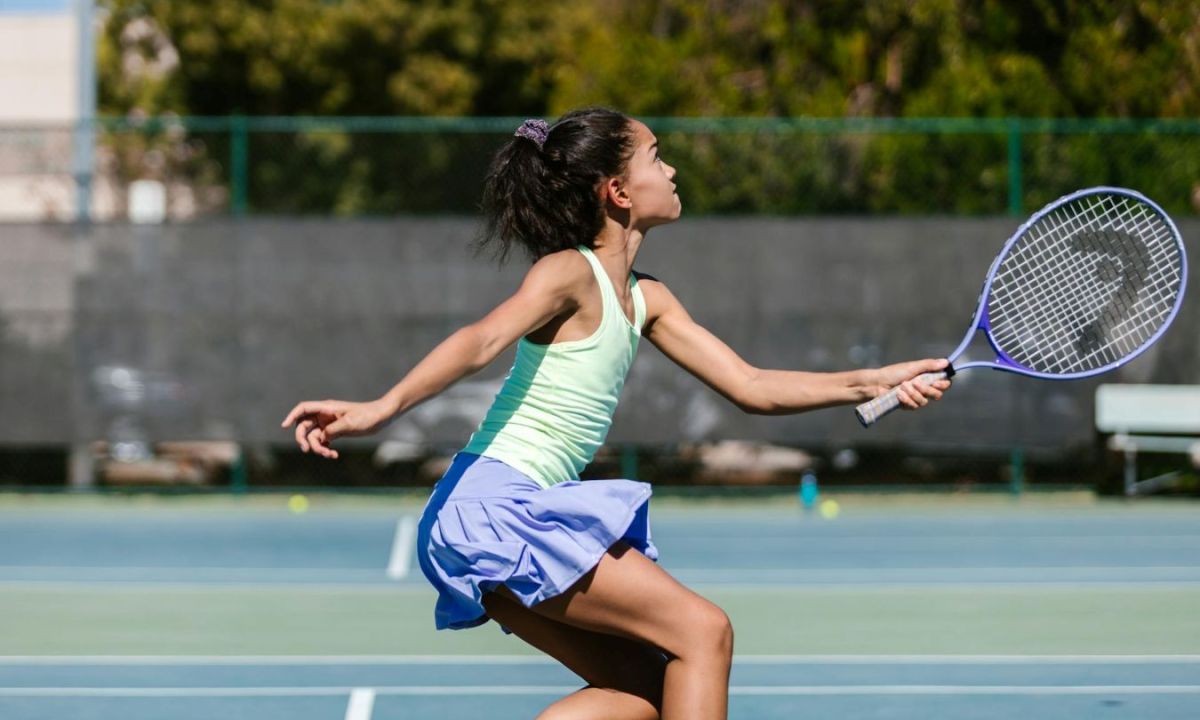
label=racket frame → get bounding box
[855,185,1188,428]
[944,186,1187,378]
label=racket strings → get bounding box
[1034,201,1173,359]
[1010,197,1179,372]
[993,199,1127,363]
[987,192,1183,375]
[995,196,1179,372]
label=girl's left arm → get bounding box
[639,277,949,415]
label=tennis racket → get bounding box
[856,186,1188,427]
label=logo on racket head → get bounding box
[1069,229,1151,357]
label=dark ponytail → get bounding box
[476,107,637,264]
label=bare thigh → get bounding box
[499,541,733,661]
[482,587,667,713]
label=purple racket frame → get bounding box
[856,186,1189,428]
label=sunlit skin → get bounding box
[281,117,950,719]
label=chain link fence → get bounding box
[2,117,1199,221]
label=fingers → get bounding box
[927,357,951,373]
[281,402,313,428]
[323,418,355,446]
[897,358,943,375]
[295,419,314,451]
[897,381,929,409]
[281,401,338,428]
[283,400,349,460]
[321,419,347,459]
[909,357,950,375]
[292,414,339,459]
[306,425,338,459]
[898,377,951,409]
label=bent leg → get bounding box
[483,588,665,719]
[497,541,733,720]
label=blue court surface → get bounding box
[0,493,1197,719]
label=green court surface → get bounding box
[1,492,1197,718]
[3,584,1199,656]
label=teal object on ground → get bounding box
[800,472,819,509]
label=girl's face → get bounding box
[620,120,681,228]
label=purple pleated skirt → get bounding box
[416,452,659,632]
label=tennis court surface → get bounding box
[1,492,1197,719]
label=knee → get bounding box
[534,705,573,720]
[535,707,580,720]
[535,687,661,720]
[677,600,734,661]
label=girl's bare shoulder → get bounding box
[520,247,596,300]
[533,246,591,272]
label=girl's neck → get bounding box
[592,222,643,276]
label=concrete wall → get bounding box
[1,218,1196,457]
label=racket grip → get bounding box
[854,371,949,428]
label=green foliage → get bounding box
[96,0,1200,215]
[98,0,584,213]
[99,0,574,116]
[553,0,1199,215]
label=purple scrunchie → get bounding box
[514,118,549,148]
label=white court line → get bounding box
[676,566,1200,579]
[1,685,1198,698]
[4,578,1199,592]
[671,581,1200,591]
[344,688,375,720]
[0,567,388,581]
[5,564,1193,576]
[734,654,1200,665]
[729,685,1200,696]
[2,654,1199,665]
[386,516,416,580]
[0,581,426,592]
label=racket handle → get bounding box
[855,371,950,428]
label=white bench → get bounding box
[1095,384,1200,496]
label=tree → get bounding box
[552,1,1199,214]
[97,0,582,214]
[96,0,1200,215]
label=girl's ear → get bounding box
[602,176,632,209]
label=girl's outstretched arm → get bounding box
[281,252,588,458]
[639,276,950,416]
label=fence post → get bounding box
[1006,118,1023,217]
[230,446,248,495]
[621,445,640,480]
[1009,446,1025,496]
[74,0,96,224]
[230,115,249,216]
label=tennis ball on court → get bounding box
[819,499,840,520]
[288,494,310,514]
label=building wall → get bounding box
[0,2,78,220]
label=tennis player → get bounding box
[282,107,951,720]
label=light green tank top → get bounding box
[462,245,646,488]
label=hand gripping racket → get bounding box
[856,186,1188,427]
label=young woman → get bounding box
[282,107,951,720]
